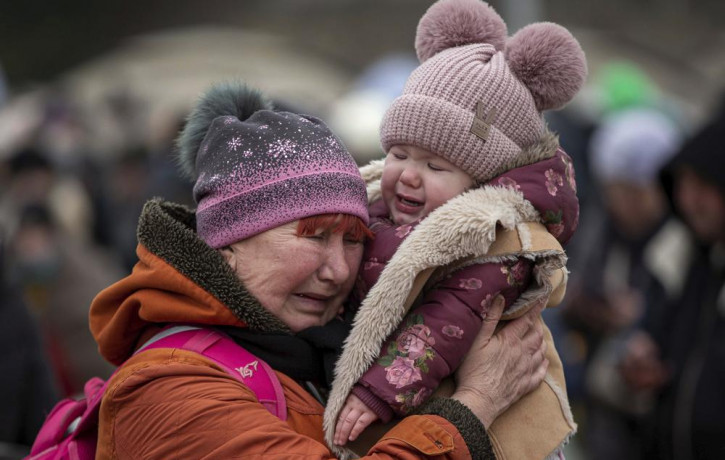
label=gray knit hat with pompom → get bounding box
[177,82,368,248]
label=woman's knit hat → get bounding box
[177,82,369,249]
[380,0,587,183]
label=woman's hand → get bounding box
[451,296,548,428]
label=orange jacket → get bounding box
[90,199,490,459]
[96,345,474,459]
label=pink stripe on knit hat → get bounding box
[197,168,364,213]
[197,171,369,249]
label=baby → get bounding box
[324,0,587,458]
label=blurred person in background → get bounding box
[0,231,59,459]
[563,106,687,459]
[0,144,95,247]
[32,94,98,245]
[0,148,55,238]
[618,101,725,460]
[0,146,123,397]
[6,203,118,397]
[103,148,154,272]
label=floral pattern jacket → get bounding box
[350,148,579,421]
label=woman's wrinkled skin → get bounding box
[220,221,364,333]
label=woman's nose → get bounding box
[318,239,352,285]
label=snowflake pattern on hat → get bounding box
[193,110,369,248]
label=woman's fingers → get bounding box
[480,294,505,332]
[524,335,548,393]
[502,302,544,341]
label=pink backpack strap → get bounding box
[137,326,287,420]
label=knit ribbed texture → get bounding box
[417,397,495,460]
[192,111,369,248]
[351,385,395,423]
[381,43,545,183]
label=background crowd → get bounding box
[1,1,724,459]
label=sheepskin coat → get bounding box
[325,135,578,459]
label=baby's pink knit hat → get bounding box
[380,0,587,182]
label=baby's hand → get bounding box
[334,394,379,446]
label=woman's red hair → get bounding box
[296,213,373,242]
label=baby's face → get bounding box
[381,144,474,225]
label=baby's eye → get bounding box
[392,152,407,160]
[428,163,446,171]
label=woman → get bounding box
[90,82,548,459]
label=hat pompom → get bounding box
[416,0,507,63]
[505,22,587,111]
[177,82,273,179]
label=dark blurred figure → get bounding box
[0,149,55,236]
[6,204,118,397]
[0,231,59,459]
[0,146,95,246]
[619,102,725,460]
[102,148,153,272]
[147,114,194,208]
[562,107,688,459]
[99,118,194,272]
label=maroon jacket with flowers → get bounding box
[350,149,578,422]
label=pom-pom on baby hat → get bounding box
[177,82,369,249]
[380,0,587,182]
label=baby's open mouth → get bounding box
[398,195,423,207]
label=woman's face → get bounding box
[221,221,364,332]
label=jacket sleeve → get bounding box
[97,348,492,459]
[356,258,533,416]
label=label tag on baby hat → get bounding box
[471,103,497,142]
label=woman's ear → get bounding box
[219,246,237,271]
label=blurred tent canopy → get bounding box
[0,26,354,161]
